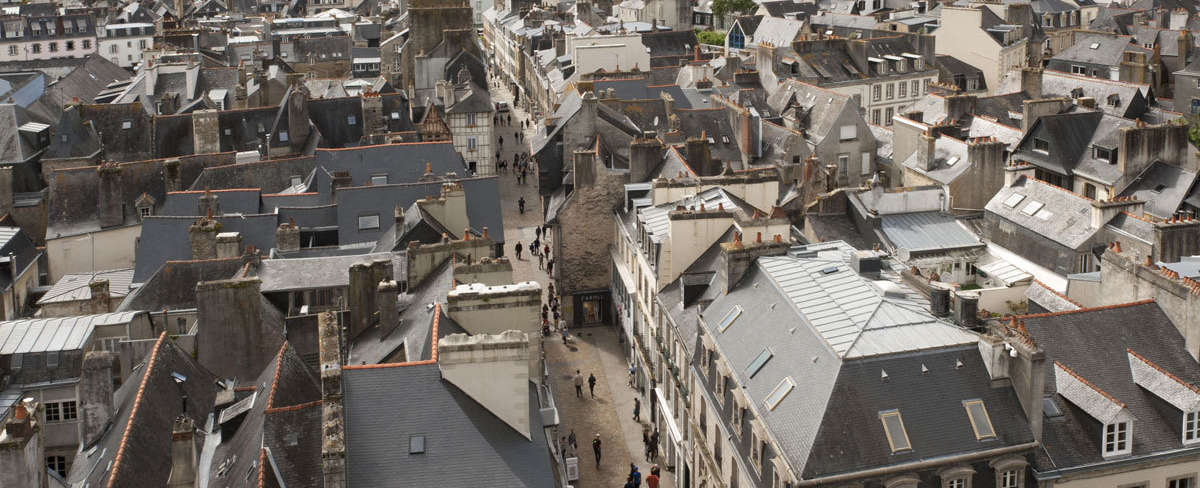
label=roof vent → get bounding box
[881,369,889,382]
[955,358,964,369]
[821,266,838,274]
[921,364,929,374]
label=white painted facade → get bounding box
[568,33,652,77]
[448,110,495,175]
[98,23,154,68]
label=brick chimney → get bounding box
[629,135,664,183]
[88,280,111,314]
[317,311,346,488]
[79,351,116,444]
[276,221,300,252]
[720,233,791,293]
[216,232,243,259]
[439,331,532,439]
[347,259,394,339]
[97,162,124,228]
[188,217,219,260]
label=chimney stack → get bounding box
[195,277,281,380]
[197,190,220,217]
[97,162,124,228]
[720,236,791,293]
[162,158,181,193]
[917,130,937,171]
[438,331,532,439]
[191,109,221,155]
[169,416,199,487]
[188,217,220,260]
[216,232,243,259]
[1020,67,1043,99]
[347,259,394,339]
[686,135,716,176]
[318,311,347,488]
[276,221,300,253]
[79,351,116,444]
[376,280,399,334]
[629,136,664,183]
[88,280,111,314]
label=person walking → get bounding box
[587,373,597,398]
[592,434,602,467]
[628,363,636,387]
[573,370,583,398]
[623,476,635,488]
[543,243,550,257]
[561,324,569,344]
[633,397,641,422]
[648,429,660,461]
[568,429,577,451]
[531,237,540,256]
[518,196,525,214]
[514,242,523,260]
[538,251,545,270]
[547,258,555,276]
[534,225,542,241]
[630,465,642,487]
[646,466,660,488]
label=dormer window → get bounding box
[1103,421,1130,456]
[1093,146,1112,162]
[1033,138,1049,154]
[1185,411,1200,444]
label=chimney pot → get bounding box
[756,232,762,243]
[482,227,489,239]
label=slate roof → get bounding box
[901,136,971,185]
[1117,161,1198,219]
[349,259,453,364]
[759,1,817,19]
[118,257,246,312]
[257,252,405,292]
[1023,302,1200,472]
[592,78,693,109]
[160,189,264,217]
[998,70,1151,119]
[985,177,1099,249]
[753,17,806,47]
[66,334,218,488]
[697,243,995,478]
[343,365,555,487]
[133,214,279,283]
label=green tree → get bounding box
[711,0,756,19]
[696,29,726,45]
[1184,116,1200,148]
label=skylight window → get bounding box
[880,410,912,452]
[1089,42,1100,49]
[764,376,794,410]
[746,348,773,378]
[963,399,997,440]
[1003,193,1026,208]
[718,305,742,332]
[1021,201,1044,216]
[945,156,959,166]
[1035,209,1053,221]
[1043,397,1063,418]
[409,435,425,454]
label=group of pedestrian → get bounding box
[622,463,660,488]
[573,369,598,399]
[642,427,660,462]
[494,113,514,127]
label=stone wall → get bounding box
[406,236,495,286]
[1099,250,1200,358]
[452,257,514,286]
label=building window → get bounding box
[1104,421,1130,455]
[6,45,13,56]
[886,83,894,100]
[66,40,74,50]
[358,214,380,230]
[1000,470,1019,488]
[1170,477,1196,488]
[839,125,857,141]
[47,456,67,476]
[48,42,57,52]
[912,79,920,96]
[1072,65,1087,75]
[946,480,966,488]
[872,109,881,125]
[110,44,117,54]
[100,336,125,351]
[898,82,907,98]
[1033,138,1049,154]
[1083,183,1096,200]
[1185,412,1200,444]
[963,399,996,440]
[873,85,881,101]
[467,137,477,151]
[837,154,849,176]
[278,130,289,142]
[880,409,912,452]
[44,400,78,422]
[467,113,477,126]
[347,115,357,125]
[862,152,871,176]
[31,43,40,54]
[885,108,894,126]
[83,39,90,49]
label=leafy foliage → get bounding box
[696,29,726,45]
[711,0,756,18]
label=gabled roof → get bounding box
[984,177,1100,249]
[37,268,135,306]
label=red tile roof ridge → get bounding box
[265,342,289,410]
[1016,299,1155,319]
[167,188,262,195]
[106,331,168,488]
[1126,348,1200,394]
[256,447,268,488]
[1055,360,1126,408]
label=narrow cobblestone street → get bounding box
[490,74,674,488]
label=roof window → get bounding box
[1043,396,1063,418]
[880,409,912,452]
[409,435,425,454]
[1020,201,1044,216]
[718,305,742,332]
[746,348,772,378]
[764,376,794,410]
[1003,193,1025,208]
[963,399,996,440]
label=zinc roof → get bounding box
[0,311,141,354]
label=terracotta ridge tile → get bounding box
[167,188,262,195]
[342,303,442,369]
[264,399,322,414]
[1032,279,1083,307]
[265,342,289,410]
[1127,348,1200,394]
[1016,299,1155,319]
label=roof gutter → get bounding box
[1033,445,1200,482]
[795,441,1040,487]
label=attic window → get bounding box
[224,128,232,136]
[1043,397,1063,418]
[1033,138,1049,154]
[1020,201,1045,216]
[717,305,742,332]
[1003,194,1025,208]
[963,399,996,440]
[391,112,400,120]
[746,348,772,378]
[371,175,388,185]
[1093,146,1112,162]
[880,409,913,452]
[409,435,425,454]
[121,120,132,130]
[278,131,289,142]
[290,175,303,187]
[945,156,959,166]
[1153,184,1167,193]
[1089,42,1100,49]
[764,376,794,410]
[358,214,380,230]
